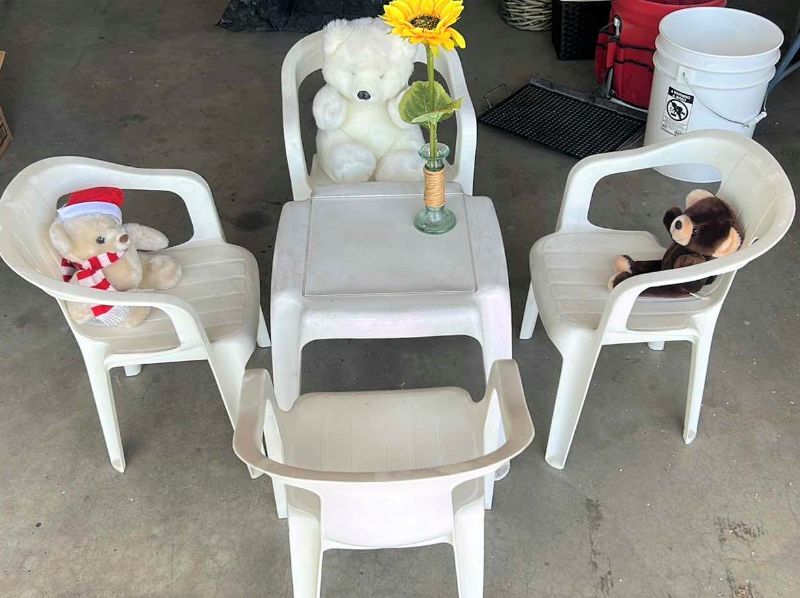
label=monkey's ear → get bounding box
[685,189,714,208]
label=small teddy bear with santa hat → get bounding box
[49,187,182,328]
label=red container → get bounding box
[595,0,726,108]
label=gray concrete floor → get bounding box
[1,1,799,596]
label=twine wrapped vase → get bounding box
[415,143,456,234]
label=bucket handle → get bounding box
[679,69,767,129]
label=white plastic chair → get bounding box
[233,360,534,598]
[0,157,271,473]
[281,30,477,200]
[519,130,795,469]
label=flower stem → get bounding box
[425,44,437,161]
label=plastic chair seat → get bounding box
[531,229,713,335]
[75,243,260,354]
[282,387,484,518]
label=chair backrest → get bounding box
[0,156,217,303]
[234,366,532,547]
[585,131,796,336]
[0,159,79,288]
[281,29,477,201]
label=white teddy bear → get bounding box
[313,17,425,183]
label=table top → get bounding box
[301,189,479,297]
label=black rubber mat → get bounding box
[478,82,646,159]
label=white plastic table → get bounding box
[270,183,512,412]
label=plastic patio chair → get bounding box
[519,130,795,469]
[281,30,477,201]
[0,157,271,473]
[233,360,534,598]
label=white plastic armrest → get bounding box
[440,51,476,195]
[281,47,313,202]
[556,131,748,232]
[482,360,535,459]
[599,257,739,332]
[41,273,208,350]
[234,366,534,489]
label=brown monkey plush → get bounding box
[609,189,743,297]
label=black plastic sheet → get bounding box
[218,0,385,33]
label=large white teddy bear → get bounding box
[313,17,425,183]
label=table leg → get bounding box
[271,300,304,411]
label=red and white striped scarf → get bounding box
[61,251,130,326]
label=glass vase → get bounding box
[414,142,456,235]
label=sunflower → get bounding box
[382,0,466,51]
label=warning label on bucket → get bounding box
[661,87,694,136]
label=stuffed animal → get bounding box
[609,189,743,297]
[313,17,425,183]
[49,187,182,328]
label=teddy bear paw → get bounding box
[328,143,377,182]
[375,150,424,182]
[614,255,632,274]
[143,255,182,290]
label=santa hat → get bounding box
[57,187,124,223]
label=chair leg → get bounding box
[453,501,485,598]
[288,514,324,598]
[257,308,271,348]
[545,344,601,470]
[208,346,263,479]
[272,479,288,520]
[519,282,538,340]
[647,341,665,351]
[81,356,126,473]
[684,334,713,444]
[123,364,142,377]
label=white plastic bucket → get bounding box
[644,7,783,182]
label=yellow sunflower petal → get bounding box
[420,0,434,15]
[383,6,407,24]
[449,27,465,48]
[432,0,451,14]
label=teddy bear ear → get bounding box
[685,189,715,208]
[49,221,72,257]
[322,19,354,55]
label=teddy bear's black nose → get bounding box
[357,90,371,101]
[674,220,682,230]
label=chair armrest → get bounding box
[437,49,476,195]
[234,367,534,490]
[34,272,209,350]
[556,130,751,232]
[482,359,535,459]
[599,257,738,332]
[281,39,315,202]
[29,157,225,243]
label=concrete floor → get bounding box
[1,0,798,596]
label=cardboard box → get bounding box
[0,51,12,158]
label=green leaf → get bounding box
[398,80,462,127]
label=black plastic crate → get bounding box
[552,0,611,60]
